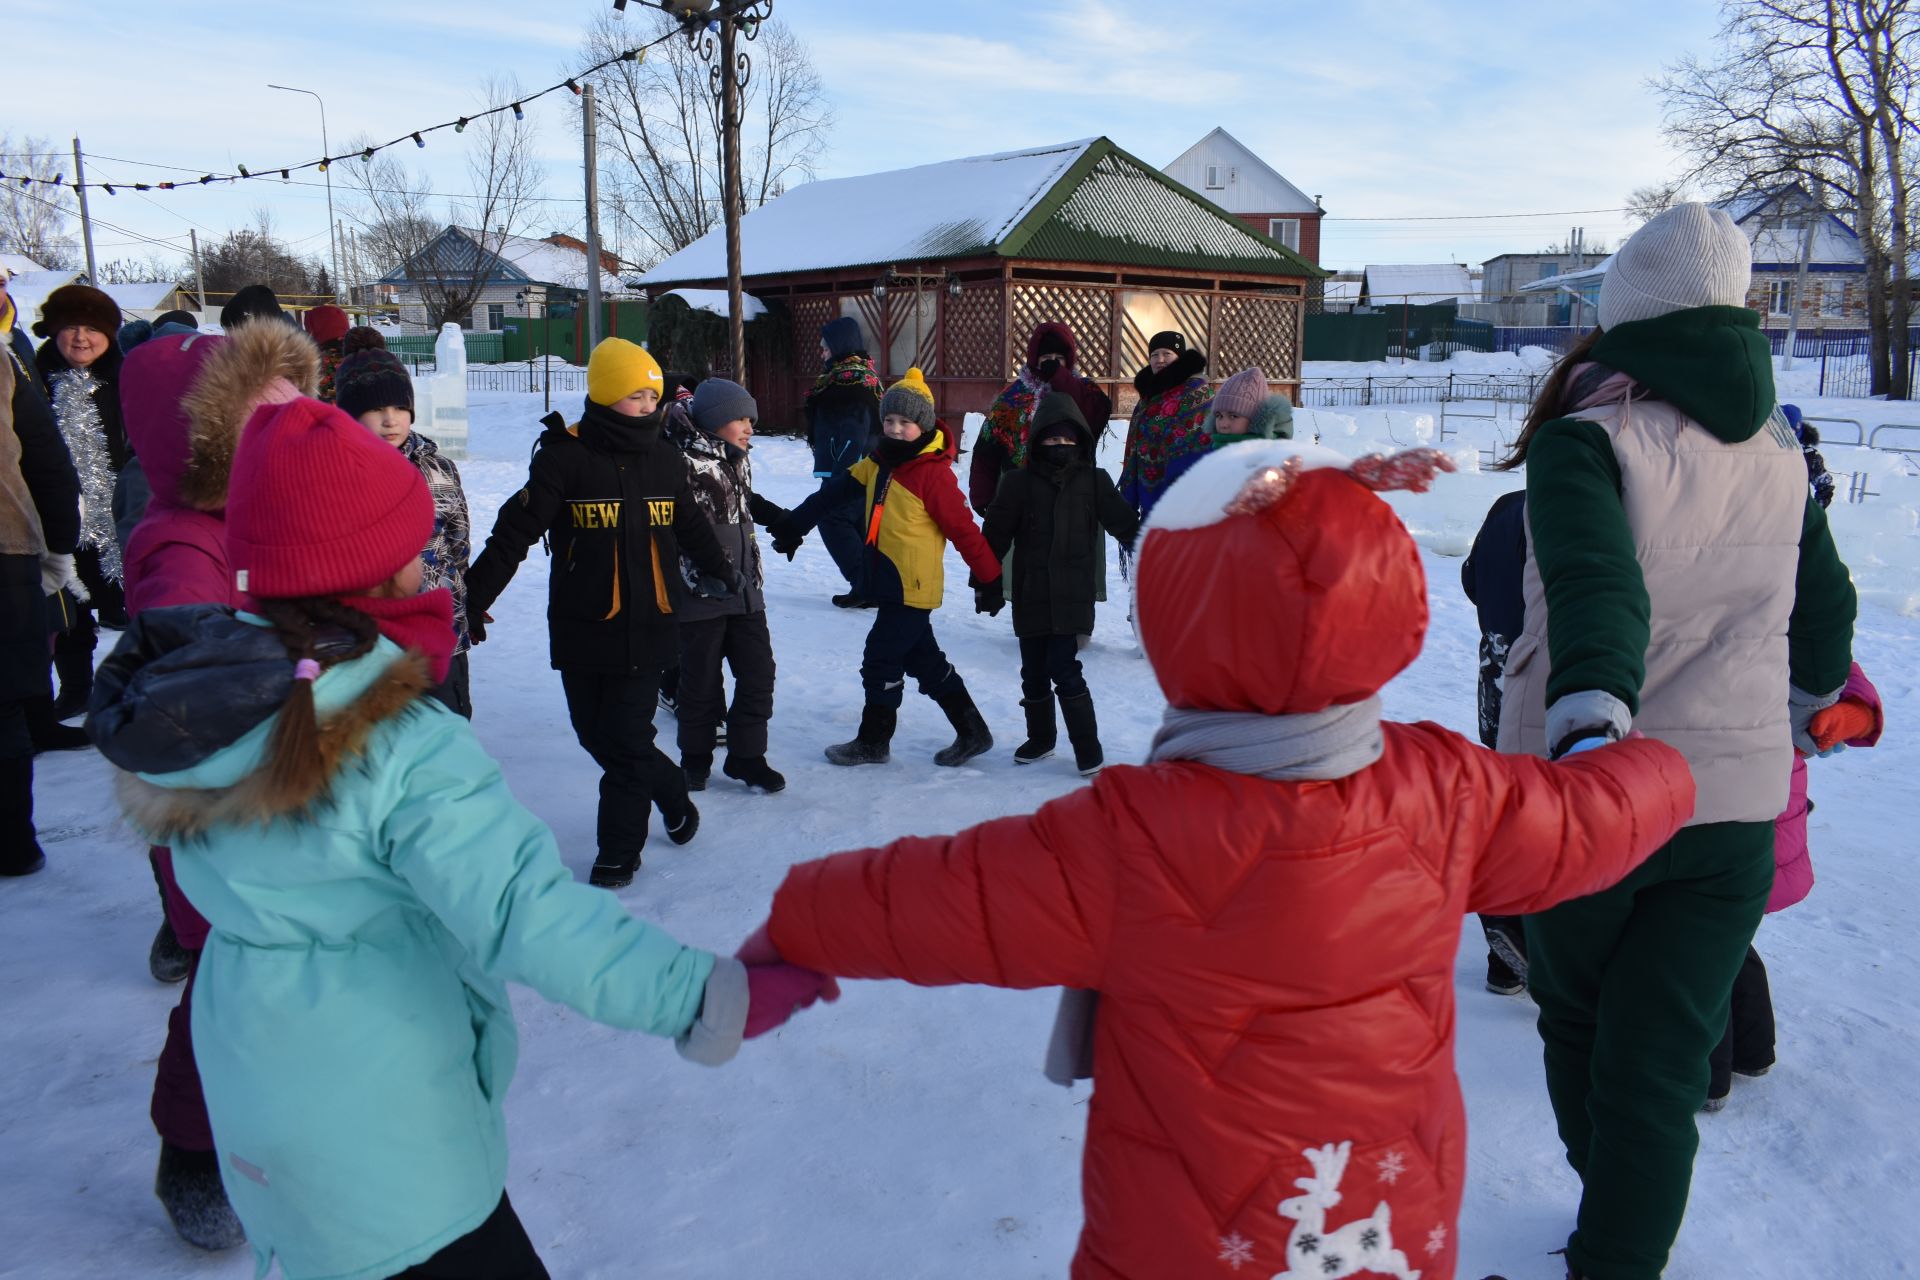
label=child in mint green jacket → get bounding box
[87,396,832,1280]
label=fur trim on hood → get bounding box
[114,650,434,843]
[178,320,319,512]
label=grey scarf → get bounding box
[1044,696,1387,1086]
[1147,696,1386,780]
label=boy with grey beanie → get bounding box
[672,377,793,793]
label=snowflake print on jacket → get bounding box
[1271,1142,1422,1280]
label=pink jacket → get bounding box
[1770,663,1883,912]
[118,324,316,945]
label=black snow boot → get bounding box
[825,705,896,766]
[723,756,787,793]
[1482,916,1529,987]
[832,591,876,609]
[682,751,712,793]
[0,755,47,877]
[663,797,701,846]
[50,634,94,722]
[933,690,993,767]
[1058,691,1104,776]
[588,849,641,889]
[1012,697,1056,765]
[155,1142,246,1251]
[150,920,192,984]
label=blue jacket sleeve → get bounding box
[379,713,718,1040]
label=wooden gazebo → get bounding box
[640,137,1325,431]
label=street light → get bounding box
[269,83,341,302]
[516,289,552,413]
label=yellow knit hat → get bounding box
[878,366,936,431]
[586,337,664,407]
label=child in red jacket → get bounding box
[744,442,1698,1280]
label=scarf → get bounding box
[1565,362,1644,415]
[983,368,1052,469]
[809,353,883,398]
[1043,694,1386,1087]
[342,588,456,684]
[1120,375,1213,501]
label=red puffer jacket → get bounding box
[769,727,1693,1280]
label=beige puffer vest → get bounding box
[0,349,49,557]
[1498,397,1807,825]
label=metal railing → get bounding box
[1300,373,1545,408]
[467,366,588,395]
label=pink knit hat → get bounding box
[1212,366,1268,420]
[225,397,433,599]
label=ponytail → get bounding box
[251,597,382,814]
[1494,327,1604,472]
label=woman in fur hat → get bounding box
[32,283,129,718]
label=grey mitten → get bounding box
[1788,683,1842,757]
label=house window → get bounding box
[1766,279,1793,316]
[1267,218,1301,251]
[1538,262,1560,280]
[486,303,505,331]
[1821,279,1846,316]
[1205,164,1226,189]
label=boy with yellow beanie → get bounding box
[466,338,741,888]
[770,368,1004,767]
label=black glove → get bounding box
[697,568,745,600]
[974,581,1005,617]
[770,525,804,559]
[467,610,491,645]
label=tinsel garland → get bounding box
[51,368,123,582]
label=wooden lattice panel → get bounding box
[1118,290,1212,375]
[789,296,837,378]
[942,284,1004,378]
[1215,295,1303,380]
[1009,284,1113,380]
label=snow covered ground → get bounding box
[4,389,1916,1279]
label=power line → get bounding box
[0,15,686,197]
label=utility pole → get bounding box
[582,82,605,351]
[1782,206,1819,372]
[71,138,98,280]
[189,228,207,313]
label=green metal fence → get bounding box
[385,332,507,365]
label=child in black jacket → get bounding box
[976,392,1138,775]
[1460,488,1531,994]
[465,338,739,889]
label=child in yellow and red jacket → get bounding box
[771,368,1003,768]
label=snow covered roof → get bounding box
[1713,189,1863,267]
[101,281,183,312]
[641,137,1319,287]
[378,228,632,294]
[1361,264,1475,305]
[0,252,47,280]
[1321,280,1362,304]
[663,288,767,320]
[1518,258,1611,292]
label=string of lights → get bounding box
[0,5,701,197]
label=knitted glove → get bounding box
[39,552,76,599]
[744,963,837,1039]
[974,580,1005,617]
[1789,684,1842,756]
[467,610,492,645]
[1810,698,1876,753]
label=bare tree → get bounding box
[343,74,544,330]
[199,208,328,301]
[580,12,832,266]
[0,133,80,268]
[1625,181,1688,224]
[1653,0,1918,397]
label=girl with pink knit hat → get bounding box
[1162,365,1297,490]
[87,396,832,1280]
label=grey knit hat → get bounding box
[690,376,757,434]
[1598,202,1752,332]
[878,366,937,432]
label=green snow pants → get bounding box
[1526,820,1774,1280]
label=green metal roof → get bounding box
[1003,141,1326,278]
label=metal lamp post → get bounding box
[684,0,774,382]
[269,83,342,301]
[517,289,552,412]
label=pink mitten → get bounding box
[745,963,836,1039]
[739,920,842,1003]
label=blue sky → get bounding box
[8,0,1726,275]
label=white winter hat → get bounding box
[1598,202,1752,331]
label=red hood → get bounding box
[119,333,226,510]
[1136,465,1428,714]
